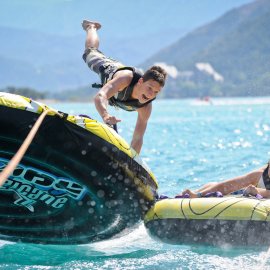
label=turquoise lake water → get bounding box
[1,97,270,269]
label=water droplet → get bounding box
[97,190,105,198]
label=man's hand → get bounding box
[102,114,121,126]
[94,70,132,127]
[243,184,258,196]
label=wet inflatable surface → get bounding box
[144,197,270,246]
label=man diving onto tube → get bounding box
[82,20,167,154]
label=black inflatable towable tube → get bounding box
[0,92,158,245]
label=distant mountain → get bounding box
[0,26,91,91]
[143,0,270,98]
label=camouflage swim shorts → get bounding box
[83,48,124,85]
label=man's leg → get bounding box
[82,20,101,49]
[81,20,123,79]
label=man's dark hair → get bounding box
[142,65,167,87]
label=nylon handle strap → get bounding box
[0,109,54,187]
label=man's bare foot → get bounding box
[82,20,101,31]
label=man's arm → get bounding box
[131,103,152,154]
[94,71,132,125]
[255,188,270,198]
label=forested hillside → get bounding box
[143,0,270,98]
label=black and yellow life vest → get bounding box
[108,67,155,112]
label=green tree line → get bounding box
[1,86,46,99]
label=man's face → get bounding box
[137,79,162,104]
